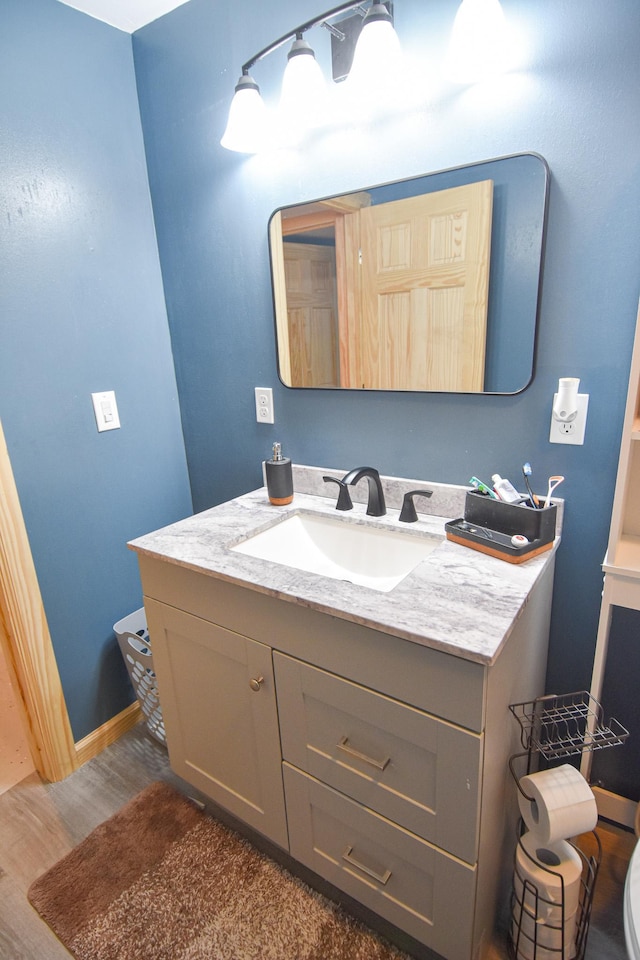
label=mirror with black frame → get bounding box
[268,153,548,394]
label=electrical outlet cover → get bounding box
[549,394,588,444]
[255,387,274,424]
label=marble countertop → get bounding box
[128,466,560,667]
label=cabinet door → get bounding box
[144,598,288,848]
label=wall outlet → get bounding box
[549,393,589,444]
[255,387,274,424]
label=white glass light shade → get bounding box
[278,38,327,142]
[446,0,509,84]
[348,3,402,89]
[220,74,267,153]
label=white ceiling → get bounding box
[57,0,191,32]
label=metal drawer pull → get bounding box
[249,676,264,692]
[337,736,390,771]
[342,845,392,885]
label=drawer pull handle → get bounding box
[249,676,265,692]
[342,845,392,885]
[337,736,390,771]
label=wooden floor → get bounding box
[0,722,634,960]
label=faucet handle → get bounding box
[399,489,433,523]
[323,476,353,511]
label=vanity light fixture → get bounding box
[221,1,401,153]
[220,0,510,153]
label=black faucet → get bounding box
[340,467,386,517]
[399,489,433,523]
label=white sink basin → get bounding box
[230,511,440,592]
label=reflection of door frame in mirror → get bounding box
[270,212,290,381]
[268,152,549,395]
[270,192,372,387]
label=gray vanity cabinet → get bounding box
[136,552,555,960]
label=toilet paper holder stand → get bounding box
[509,824,600,960]
[507,690,629,960]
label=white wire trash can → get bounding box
[114,607,166,746]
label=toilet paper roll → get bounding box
[518,764,597,844]
[512,909,577,960]
[512,832,582,960]
[511,910,577,960]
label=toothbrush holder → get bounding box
[463,492,557,545]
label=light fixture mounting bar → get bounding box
[241,0,376,73]
[322,21,348,41]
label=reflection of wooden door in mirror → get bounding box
[283,243,340,387]
[353,180,493,391]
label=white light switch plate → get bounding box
[92,391,121,432]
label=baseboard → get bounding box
[74,701,141,767]
[593,785,638,830]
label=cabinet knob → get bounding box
[249,675,265,692]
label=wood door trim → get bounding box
[0,420,78,781]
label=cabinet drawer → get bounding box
[275,654,481,863]
[284,764,475,960]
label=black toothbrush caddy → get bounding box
[445,491,558,563]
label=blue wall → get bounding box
[133,0,640,702]
[0,0,192,740]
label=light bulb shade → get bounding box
[348,3,402,89]
[278,37,327,142]
[220,74,267,153]
[446,0,509,84]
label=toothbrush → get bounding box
[543,475,564,509]
[521,462,537,509]
[469,477,499,499]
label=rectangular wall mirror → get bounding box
[268,153,549,394]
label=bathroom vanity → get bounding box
[128,467,560,960]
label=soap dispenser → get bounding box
[265,442,293,506]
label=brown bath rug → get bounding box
[28,780,410,960]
